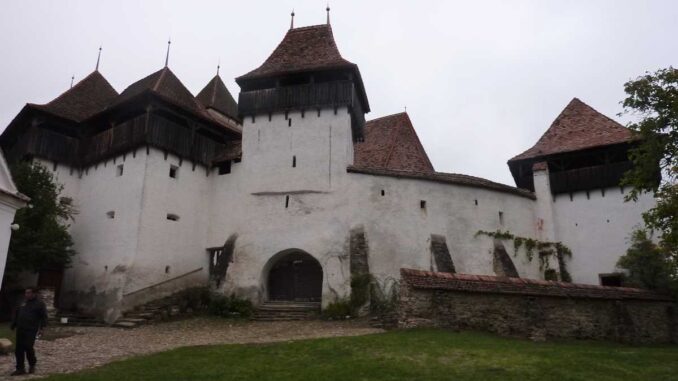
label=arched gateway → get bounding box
[266,250,323,302]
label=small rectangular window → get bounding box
[600,273,623,287]
[169,165,179,179]
[166,213,180,221]
[106,211,115,219]
[381,190,385,196]
[292,156,296,168]
[285,195,290,208]
[218,161,231,175]
[498,211,504,225]
[420,200,426,209]
[116,164,124,177]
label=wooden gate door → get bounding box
[268,252,322,302]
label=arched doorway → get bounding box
[267,250,322,302]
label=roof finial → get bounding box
[326,4,331,25]
[164,38,171,68]
[216,58,220,76]
[95,46,102,71]
[70,75,75,89]
[290,9,295,29]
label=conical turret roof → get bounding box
[114,67,206,116]
[237,24,355,81]
[354,112,434,173]
[510,98,634,162]
[196,75,239,121]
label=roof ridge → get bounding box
[44,71,99,106]
[210,75,219,105]
[572,97,627,130]
[153,67,168,92]
[367,112,408,123]
[401,113,434,171]
[289,24,331,32]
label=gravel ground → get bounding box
[0,318,383,380]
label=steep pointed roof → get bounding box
[510,98,635,162]
[114,67,206,116]
[237,24,355,81]
[31,71,118,122]
[354,112,434,173]
[196,75,239,121]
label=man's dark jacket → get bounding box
[11,299,48,332]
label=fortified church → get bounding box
[1,14,654,322]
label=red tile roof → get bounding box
[401,268,672,301]
[237,24,356,81]
[347,166,535,199]
[31,71,118,122]
[510,98,635,162]
[354,112,434,173]
[196,75,239,121]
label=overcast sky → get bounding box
[1,1,675,185]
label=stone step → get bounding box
[117,318,147,324]
[253,301,321,321]
[112,321,137,328]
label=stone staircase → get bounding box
[253,301,321,321]
[113,296,188,328]
[55,312,108,327]
[57,290,200,329]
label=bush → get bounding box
[176,287,211,313]
[208,294,254,319]
[617,230,677,296]
[321,299,352,320]
[369,277,399,317]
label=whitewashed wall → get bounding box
[30,107,655,318]
[551,187,654,284]
[208,107,544,307]
[0,150,26,290]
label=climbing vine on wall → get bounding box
[475,230,573,282]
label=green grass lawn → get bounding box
[43,329,678,381]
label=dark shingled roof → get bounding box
[237,24,356,80]
[354,112,434,173]
[31,71,118,122]
[114,67,205,116]
[510,98,635,162]
[196,75,239,121]
[401,268,672,301]
[109,67,240,135]
[347,166,535,199]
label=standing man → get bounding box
[10,287,47,376]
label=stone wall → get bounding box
[399,268,677,344]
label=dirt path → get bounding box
[0,318,383,379]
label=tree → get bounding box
[616,230,676,293]
[3,162,76,284]
[621,67,678,275]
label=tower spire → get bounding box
[164,38,171,67]
[70,75,75,89]
[290,9,295,29]
[326,4,330,25]
[95,46,102,71]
